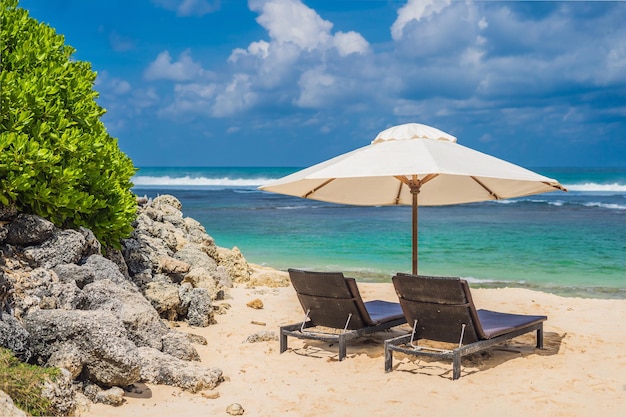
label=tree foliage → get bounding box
[0,0,137,247]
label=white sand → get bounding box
[85,274,626,417]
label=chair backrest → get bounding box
[392,274,486,343]
[288,269,374,329]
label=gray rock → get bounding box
[183,218,219,260]
[137,347,222,392]
[149,196,185,228]
[23,309,141,387]
[47,344,85,379]
[147,222,179,252]
[82,254,132,287]
[79,227,102,257]
[218,246,251,284]
[186,287,215,327]
[53,263,95,289]
[0,312,31,361]
[0,389,28,417]
[141,206,163,222]
[86,385,125,406]
[104,247,130,278]
[186,332,208,345]
[162,331,200,361]
[23,229,86,269]
[183,267,218,298]
[152,194,183,211]
[82,279,168,350]
[175,245,218,274]
[0,271,14,314]
[0,203,18,221]
[4,214,55,246]
[243,331,279,343]
[133,226,173,260]
[215,265,233,290]
[121,237,153,276]
[0,224,7,242]
[226,403,245,416]
[144,280,181,321]
[40,368,78,417]
[158,255,190,280]
[10,268,57,315]
[178,282,193,317]
[48,281,85,310]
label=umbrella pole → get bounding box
[412,190,418,275]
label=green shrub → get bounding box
[0,347,61,416]
[0,0,136,247]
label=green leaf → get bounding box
[0,0,137,247]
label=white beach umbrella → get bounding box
[259,123,566,274]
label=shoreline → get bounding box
[84,270,626,417]
[249,262,626,300]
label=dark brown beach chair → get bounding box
[385,274,547,380]
[280,269,407,361]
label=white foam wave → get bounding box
[462,276,505,285]
[494,198,626,210]
[276,205,310,210]
[583,202,626,210]
[133,175,271,187]
[564,182,626,192]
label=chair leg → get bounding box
[536,324,544,349]
[338,334,347,361]
[452,351,461,380]
[384,343,393,372]
[280,329,288,354]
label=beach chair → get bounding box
[281,269,407,361]
[385,274,547,380]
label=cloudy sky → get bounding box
[18,0,626,167]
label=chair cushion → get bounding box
[477,309,547,339]
[364,300,405,324]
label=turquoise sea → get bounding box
[132,167,626,299]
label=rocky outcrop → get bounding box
[23,229,86,269]
[122,195,251,316]
[0,194,260,415]
[137,347,223,392]
[4,214,55,246]
[0,312,30,361]
[81,279,168,350]
[23,309,141,387]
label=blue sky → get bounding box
[17,0,626,167]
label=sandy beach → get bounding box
[85,267,626,417]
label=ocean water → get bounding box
[132,167,626,299]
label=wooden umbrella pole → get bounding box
[412,189,418,275]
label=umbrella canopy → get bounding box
[259,123,566,274]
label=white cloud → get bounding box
[140,0,625,159]
[109,79,131,95]
[156,83,217,119]
[144,50,209,81]
[229,40,270,63]
[333,31,370,57]
[95,71,131,95]
[391,0,451,41]
[174,83,217,99]
[152,0,220,17]
[478,16,488,31]
[251,0,333,50]
[211,74,258,117]
[130,87,160,110]
[295,67,335,108]
[248,0,369,54]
